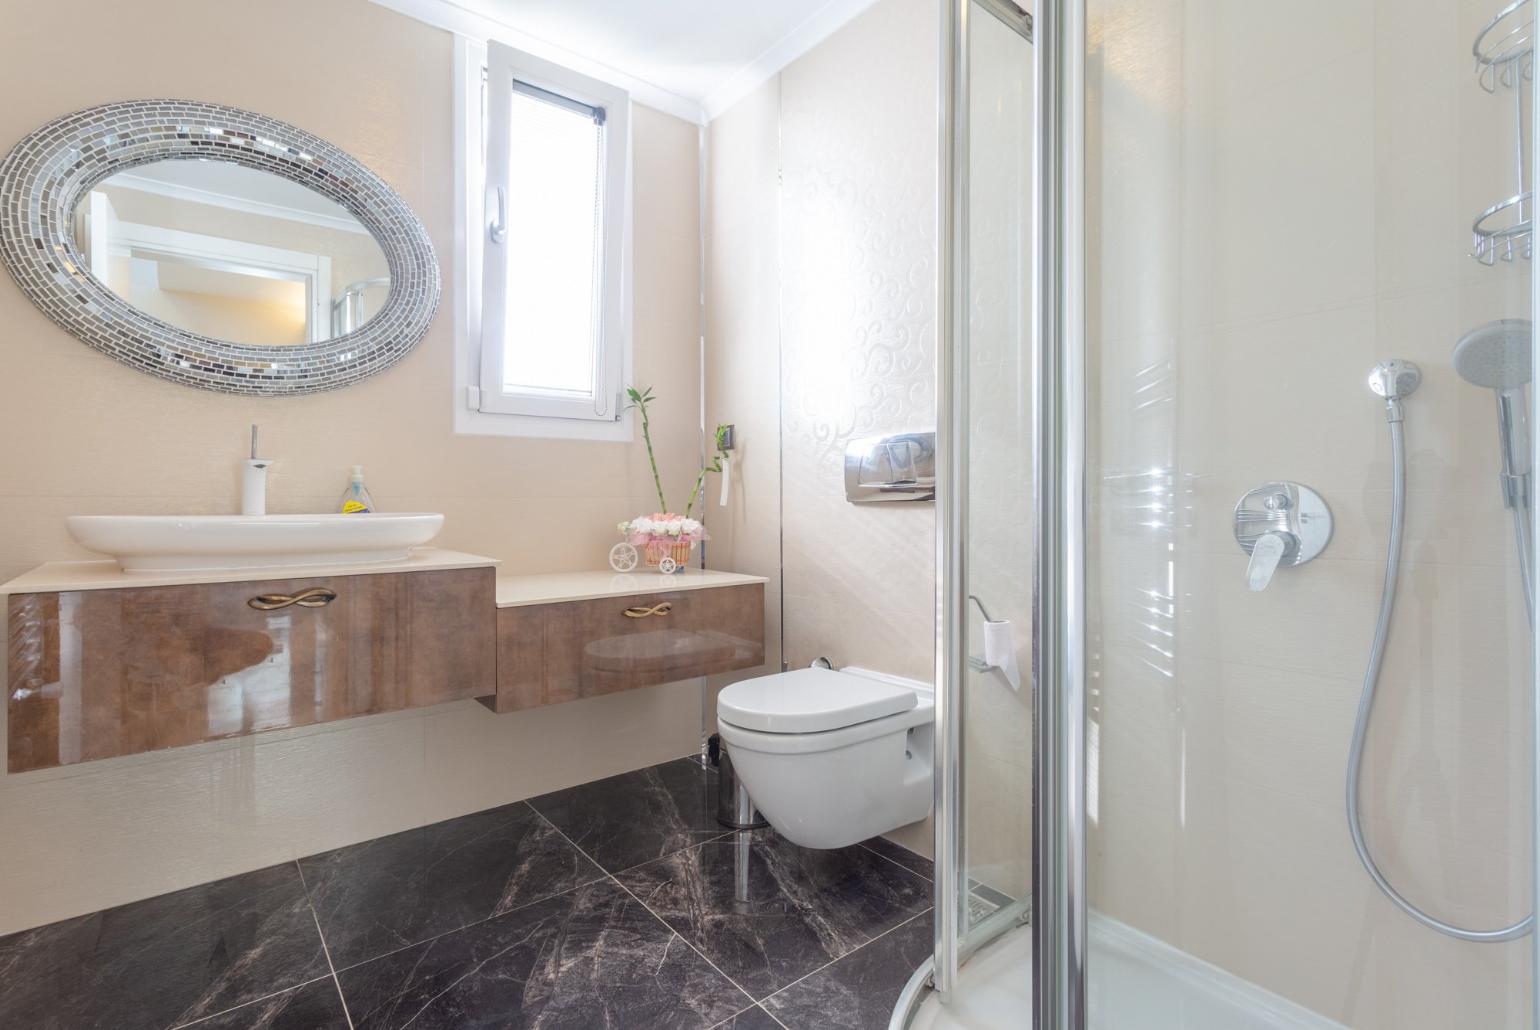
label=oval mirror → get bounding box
[74,160,392,347]
[0,100,438,395]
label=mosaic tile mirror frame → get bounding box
[0,99,439,395]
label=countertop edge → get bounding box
[495,569,769,608]
[1,557,769,608]
[1,549,501,596]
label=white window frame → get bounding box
[453,36,633,441]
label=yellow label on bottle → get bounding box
[342,500,369,514]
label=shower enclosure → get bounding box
[906,0,1540,1027]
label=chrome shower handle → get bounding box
[1233,482,1332,590]
[1246,532,1291,591]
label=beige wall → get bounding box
[704,76,785,703]
[0,0,705,934]
[1088,1,1534,1026]
[779,0,937,706]
[704,0,948,862]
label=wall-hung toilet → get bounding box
[715,666,934,849]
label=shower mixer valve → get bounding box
[1232,482,1333,591]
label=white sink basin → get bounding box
[66,513,445,572]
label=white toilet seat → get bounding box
[717,666,919,735]
[717,694,933,755]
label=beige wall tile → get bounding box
[778,0,938,684]
[1089,0,1536,1023]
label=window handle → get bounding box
[488,185,507,244]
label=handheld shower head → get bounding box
[1454,319,1532,390]
[1455,319,1533,511]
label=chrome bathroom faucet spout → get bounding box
[240,424,273,517]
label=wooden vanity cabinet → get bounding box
[6,566,495,773]
[484,582,765,713]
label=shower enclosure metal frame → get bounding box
[1531,33,1540,1023]
[924,0,1084,1020]
[1031,0,1086,1027]
[931,0,965,1001]
[926,0,1087,1020]
[928,1,1540,1027]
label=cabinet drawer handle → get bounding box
[623,601,673,619]
[248,587,338,611]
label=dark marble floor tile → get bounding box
[616,830,931,1000]
[529,758,729,873]
[299,800,603,969]
[859,837,933,880]
[712,1004,786,1029]
[764,911,932,1030]
[0,863,327,1030]
[339,878,749,1029]
[179,977,350,1029]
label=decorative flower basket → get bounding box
[618,513,707,573]
[644,537,696,568]
[607,387,730,575]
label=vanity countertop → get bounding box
[0,555,768,605]
[496,568,768,608]
[0,548,500,596]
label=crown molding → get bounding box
[369,0,704,123]
[370,0,882,127]
[700,0,879,120]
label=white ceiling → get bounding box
[372,0,881,121]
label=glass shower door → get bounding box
[919,0,1037,1013]
[960,0,1036,950]
[1075,1,1539,1027]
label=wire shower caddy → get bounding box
[1473,0,1535,264]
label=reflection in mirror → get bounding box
[72,159,391,347]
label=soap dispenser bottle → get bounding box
[338,466,376,514]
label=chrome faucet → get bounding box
[241,424,273,516]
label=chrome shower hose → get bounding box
[1347,413,1533,943]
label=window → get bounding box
[460,41,631,436]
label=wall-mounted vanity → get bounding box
[4,552,498,772]
[3,557,766,773]
[485,570,766,713]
